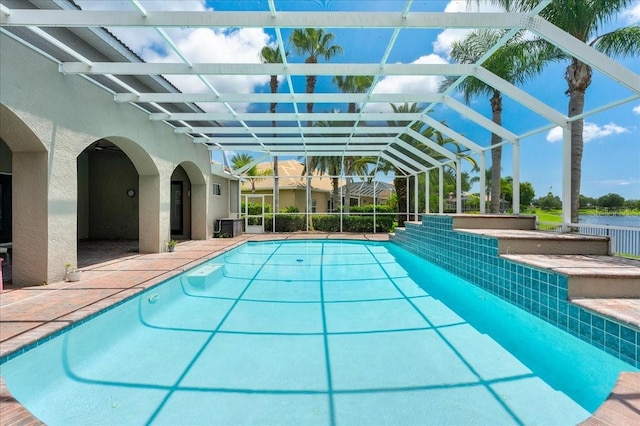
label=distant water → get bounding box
[579,215,640,228]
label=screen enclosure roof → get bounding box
[1,0,638,176]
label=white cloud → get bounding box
[621,2,640,24]
[433,1,504,58]
[546,126,563,143]
[546,122,630,143]
[633,104,640,115]
[77,1,274,113]
[365,54,448,112]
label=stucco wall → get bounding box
[77,151,90,239]
[0,33,232,284]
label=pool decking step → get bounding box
[451,214,537,230]
[502,254,640,298]
[580,372,640,426]
[458,228,610,255]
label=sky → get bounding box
[75,0,640,201]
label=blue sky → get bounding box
[77,0,640,200]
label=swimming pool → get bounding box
[0,240,635,425]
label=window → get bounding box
[212,183,221,196]
[311,199,317,213]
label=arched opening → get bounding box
[170,161,207,241]
[77,140,140,264]
[76,136,161,264]
[0,104,48,286]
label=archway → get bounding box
[77,140,140,263]
[170,161,207,241]
[0,104,48,286]
[78,136,161,256]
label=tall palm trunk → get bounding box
[490,90,503,214]
[305,55,317,125]
[394,176,407,227]
[331,177,340,212]
[270,75,279,214]
[566,58,591,225]
[344,157,352,214]
[305,56,317,220]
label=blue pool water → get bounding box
[1,240,636,425]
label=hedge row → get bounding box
[263,213,394,233]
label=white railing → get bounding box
[539,221,640,258]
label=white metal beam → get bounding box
[387,146,430,173]
[204,136,394,144]
[405,128,457,161]
[380,152,421,175]
[150,112,423,121]
[419,115,484,153]
[177,126,406,135]
[532,17,640,95]
[60,62,473,76]
[115,92,443,104]
[443,96,518,144]
[475,67,567,125]
[1,10,528,29]
[392,140,443,168]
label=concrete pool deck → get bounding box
[0,233,638,425]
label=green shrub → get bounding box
[344,215,394,232]
[280,205,299,213]
[240,202,272,215]
[265,214,306,232]
[349,204,396,213]
[313,215,340,232]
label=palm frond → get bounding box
[591,25,640,57]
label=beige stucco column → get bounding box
[138,174,161,253]
[12,152,49,285]
[47,144,79,282]
[191,183,208,239]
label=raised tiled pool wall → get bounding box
[391,214,639,368]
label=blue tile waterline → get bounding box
[390,214,639,368]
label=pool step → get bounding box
[186,263,224,287]
[458,228,611,255]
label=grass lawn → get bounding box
[532,209,563,223]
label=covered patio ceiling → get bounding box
[1,0,638,180]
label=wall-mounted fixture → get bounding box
[127,189,135,197]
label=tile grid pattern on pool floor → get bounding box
[3,240,602,425]
[391,215,640,368]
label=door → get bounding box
[0,174,11,243]
[170,181,183,235]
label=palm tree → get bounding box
[259,45,288,214]
[302,155,342,212]
[289,28,343,216]
[443,28,548,213]
[305,119,370,213]
[485,0,640,222]
[333,75,374,114]
[333,75,374,212]
[231,153,269,193]
[289,28,343,123]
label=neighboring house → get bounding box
[240,160,395,213]
[240,159,335,213]
[340,181,395,208]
